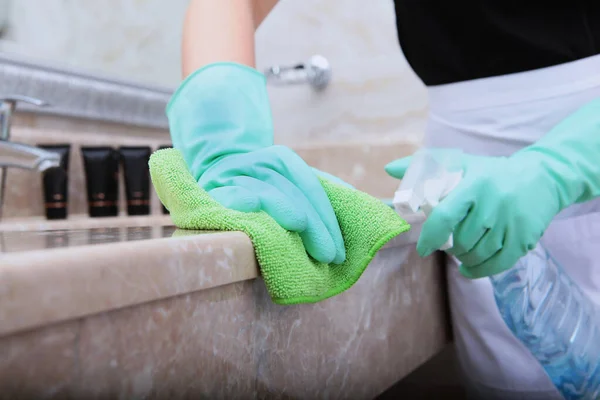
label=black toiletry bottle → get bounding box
[38,144,71,220]
[81,146,120,217]
[119,146,152,216]
[158,145,172,214]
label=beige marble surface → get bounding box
[0,227,258,337]
[0,239,448,399]
[0,214,172,232]
[0,212,425,335]
[0,224,175,253]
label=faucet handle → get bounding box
[0,95,49,108]
[265,55,332,91]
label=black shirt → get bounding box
[394,1,600,86]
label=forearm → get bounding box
[518,99,600,207]
[182,0,278,77]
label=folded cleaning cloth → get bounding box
[149,148,410,305]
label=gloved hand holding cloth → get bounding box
[386,99,600,278]
[167,62,346,265]
[158,62,409,304]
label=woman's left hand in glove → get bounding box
[385,99,600,279]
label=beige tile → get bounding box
[0,321,79,399]
[251,248,449,400]
[12,112,168,138]
[72,281,256,399]
[0,282,257,399]
[0,248,448,399]
[295,139,415,198]
[0,231,258,337]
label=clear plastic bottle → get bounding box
[490,244,600,400]
[393,149,600,399]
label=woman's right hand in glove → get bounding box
[167,62,345,264]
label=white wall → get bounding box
[256,0,428,144]
[0,0,187,86]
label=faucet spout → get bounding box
[0,95,54,221]
[0,141,61,171]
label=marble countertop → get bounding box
[0,220,448,400]
[0,219,260,337]
[0,214,421,339]
[0,214,174,233]
[0,225,176,253]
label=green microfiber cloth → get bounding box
[149,148,410,305]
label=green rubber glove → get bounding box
[167,62,345,264]
[385,99,600,278]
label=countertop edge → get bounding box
[0,231,258,337]
[0,223,417,338]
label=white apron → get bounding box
[424,54,600,399]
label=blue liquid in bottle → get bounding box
[490,244,600,399]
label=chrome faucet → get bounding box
[0,95,60,219]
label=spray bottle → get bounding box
[393,149,600,399]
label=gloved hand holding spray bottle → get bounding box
[392,148,600,400]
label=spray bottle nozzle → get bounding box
[392,149,463,251]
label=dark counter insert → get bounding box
[119,146,152,216]
[81,146,120,217]
[38,144,71,220]
[157,145,172,214]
